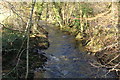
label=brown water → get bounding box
[34,24,116,78]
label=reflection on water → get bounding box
[34,25,116,78]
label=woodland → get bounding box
[0,1,120,79]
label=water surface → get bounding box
[34,24,116,78]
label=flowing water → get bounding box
[34,24,116,78]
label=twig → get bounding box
[104,62,120,77]
[4,49,18,52]
[6,2,26,24]
[3,49,26,77]
[90,61,120,77]
[106,54,120,65]
[15,37,27,59]
[0,23,24,32]
[90,62,116,69]
[98,42,119,52]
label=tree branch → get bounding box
[6,2,26,24]
[70,8,111,21]
[0,23,24,32]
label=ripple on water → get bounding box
[35,25,117,78]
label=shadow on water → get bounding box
[34,24,117,78]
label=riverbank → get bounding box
[58,24,120,78]
[2,23,49,79]
[46,20,119,78]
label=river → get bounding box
[34,24,116,78]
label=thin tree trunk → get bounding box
[52,2,63,29]
[25,0,36,79]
